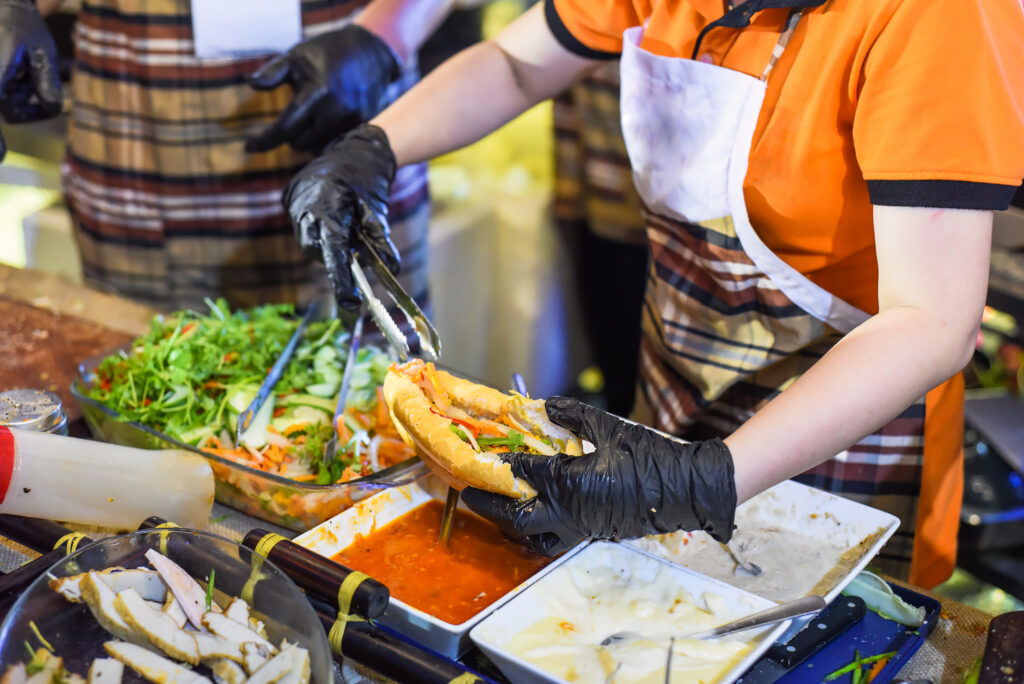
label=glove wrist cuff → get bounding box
[345,123,397,182]
[689,438,737,542]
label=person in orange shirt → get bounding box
[284,0,1024,586]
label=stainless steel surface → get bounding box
[324,302,367,462]
[0,389,68,435]
[724,539,764,577]
[600,595,826,646]
[355,233,441,362]
[235,298,330,445]
[438,486,460,545]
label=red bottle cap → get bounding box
[0,426,14,505]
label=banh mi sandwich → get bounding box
[383,360,584,499]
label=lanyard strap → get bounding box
[692,0,827,61]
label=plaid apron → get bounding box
[622,12,962,584]
[553,63,646,246]
[64,0,430,318]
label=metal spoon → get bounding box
[600,595,826,647]
[723,539,763,576]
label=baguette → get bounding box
[383,361,583,499]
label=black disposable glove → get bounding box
[283,123,399,309]
[462,397,738,556]
[246,24,400,154]
[0,0,62,162]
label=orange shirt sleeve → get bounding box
[545,0,641,59]
[853,0,1024,210]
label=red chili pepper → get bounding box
[143,398,152,406]
[429,407,479,439]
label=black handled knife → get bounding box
[737,595,867,683]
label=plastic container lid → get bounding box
[0,389,66,433]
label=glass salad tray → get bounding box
[72,353,425,532]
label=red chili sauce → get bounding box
[334,500,552,624]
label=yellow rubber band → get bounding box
[53,533,87,555]
[328,612,365,654]
[155,522,179,555]
[254,533,287,559]
[337,570,368,615]
[326,571,370,654]
[447,674,481,684]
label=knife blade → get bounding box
[236,297,331,446]
[737,595,867,683]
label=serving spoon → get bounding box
[599,594,826,647]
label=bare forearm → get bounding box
[355,0,454,64]
[371,3,597,166]
[372,42,536,166]
[726,205,991,503]
[726,307,975,502]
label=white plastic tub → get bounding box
[293,479,585,658]
[470,541,792,684]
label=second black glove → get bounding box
[246,24,400,154]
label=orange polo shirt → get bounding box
[546,0,1024,314]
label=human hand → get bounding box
[283,124,399,309]
[246,25,399,154]
[0,0,61,161]
[462,396,738,556]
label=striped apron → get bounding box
[622,11,963,585]
[64,0,430,321]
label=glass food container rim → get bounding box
[70,350,425,491]
[0,528,332,678]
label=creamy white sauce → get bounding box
[632,527,846,603]
[501,549,758,684]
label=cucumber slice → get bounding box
[279,394,336,412]
[226,386,258,414]
[293,405,331,426]
[239,395,275,448]
[314,346,338,361]
[178,424,216,447]
[306,382,339,398]
[162,384,190,408]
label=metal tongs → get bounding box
[350,233,441,363]
[236,297,333,446]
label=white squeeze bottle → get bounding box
[0,427,214,528]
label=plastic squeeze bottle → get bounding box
[0,426,214,528]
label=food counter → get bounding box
[0,266,1012,684]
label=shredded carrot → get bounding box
[336,417,352,444]
[347,407,371,429]
[866,657,890,682]
[376,386,388,427]
[293,473,318,482]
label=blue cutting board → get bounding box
[778,584,942,684]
